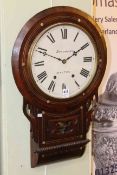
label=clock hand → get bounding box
[37,50,62,62]
[65,42,89,62]
[75,42,89,54]
[45,53,62,62]
[65,51,77,62]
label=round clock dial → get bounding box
[29,23,97,99]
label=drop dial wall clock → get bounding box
[12,6,107,167]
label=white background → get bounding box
[0,1,92,175]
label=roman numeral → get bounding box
[61,29,67,39]
[37,71,48,83]
[80,68,90,78]
[38,47,47,52]
[47,33,55,43]
[74,32,79,42]
[83,57,92,62]
[48,80,56,92]
[36,47,47,55]
[81,43,89,50]
[74,80,80,87]
[62,83,66,89]
[34,61,44,66]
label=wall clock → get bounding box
[12,6,107,167]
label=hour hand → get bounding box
[36,47,62,62]
[45,53,62,62]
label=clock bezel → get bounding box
[12,6,107,113]
[28,22,98,99]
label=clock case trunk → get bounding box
[23,94,96,167]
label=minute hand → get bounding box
[65,42,89,62]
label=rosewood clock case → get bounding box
[12,6,107,167]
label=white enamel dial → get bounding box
[29,23,97,99]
